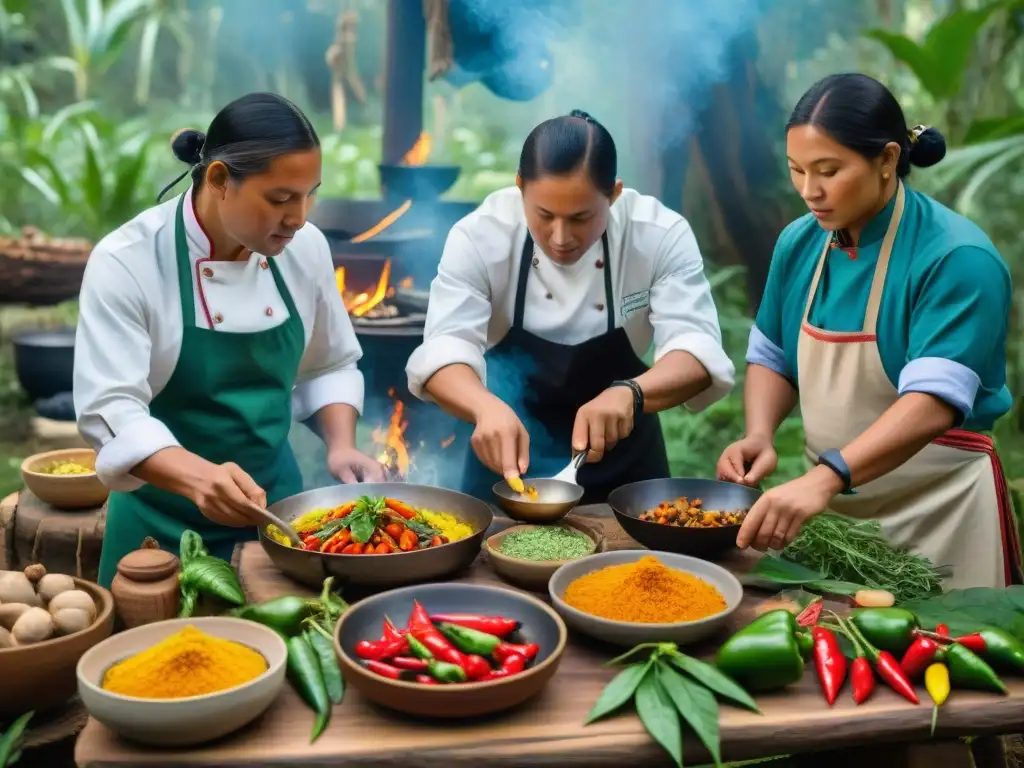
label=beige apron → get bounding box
[796,182,1020,590]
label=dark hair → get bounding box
[518,109,617,196]
[157,92,320,202]
[787,73,946,178]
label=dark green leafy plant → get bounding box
[0,711,34,768]
[585,642,760,767]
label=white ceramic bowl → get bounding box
[548,550,743,647]
[77,617,287,747]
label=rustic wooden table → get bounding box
[75,505,1024,767]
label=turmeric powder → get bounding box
[563,555,727,623]
[102,625,268,699]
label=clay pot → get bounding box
[110,538,180,628]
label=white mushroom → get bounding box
[52,607,92,636]
[0,603,31,630]
[48,590,96,621]
[0,627,12,649]
[12,607,54,645]
[0,573,38,606]
[37,574,76,604]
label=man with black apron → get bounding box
[406,112,734,501]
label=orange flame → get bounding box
[372,388,410,477]
[402,133,432,166]
[441,434,455,449]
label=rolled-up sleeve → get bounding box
[900,245,1011,422]
[292,228,366,422]
[745,233,794,381]
[74,249,180,492]
[649,220,735,411]
[406,225,493,401]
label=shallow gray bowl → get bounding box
[491,478,583,523]
[259,484,493,588]
[334,582,567,718]
[548,550,743,647]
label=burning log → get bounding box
[0,227,92,307]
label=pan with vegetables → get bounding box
[260,484,493,588]
[333,582,567,718]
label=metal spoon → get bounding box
[548,451,588,484]
[244,501,304,548]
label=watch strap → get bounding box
[816,449,856,495]
[609,379,643,416]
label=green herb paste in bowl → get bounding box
[497,526,596,562]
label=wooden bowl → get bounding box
[77,617,287,747]
[486,520,605,592]
[21,448,109,510]
[0,577,115,717]
[334,582,567,718]
[548,550,743,647]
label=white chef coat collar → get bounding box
[181,184,213,260]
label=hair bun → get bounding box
[568,109,595,123]
[909,125,946,168]
[170,128,205,165]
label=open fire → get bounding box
[371,387,455,480]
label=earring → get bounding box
[883,172,890,180]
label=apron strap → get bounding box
[173,193,198,330]
[513,232,614,333]
[267,259,301,318]
[801,182,906,336]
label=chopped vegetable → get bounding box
[639,496,746,528]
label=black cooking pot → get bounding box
[12,327,76,402]
[378,164,460,202]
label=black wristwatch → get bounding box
[816,449,857,495]
[609,379,644,416]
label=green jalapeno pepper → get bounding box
[714,610,812,693]
[849,608,919,655]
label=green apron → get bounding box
[97,194,306,587]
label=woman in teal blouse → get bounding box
[717,73,1021,589]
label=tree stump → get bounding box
[0,491,106,580]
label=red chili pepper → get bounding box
[391,656,429,671]
[845,616,919,704]
[428,613,521,638]
[797,601,823,627]
[365,659,404,680]
[811,627,847,705]
[354,635,408,661]
[382,617,405,642]
[935,624,950,637]
[302,536,321,551]
[955,633,987,654]
[415,674,438,685]
[494,642,539,662]
[900,635,939,679]
[408,600,474,670]
[479,651,528,681]
[840,616,875,704]
[385,498,418,520]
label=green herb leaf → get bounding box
[635,668,683,768]
[900,587,1024,641]
[666,654,760,714]
[657,663,721,767]
[584,662,649,724]
[180,556,245,605]
[0,711,34,768]
[349,511,377,544]
[745,555,824,583]
[179,529,207,567]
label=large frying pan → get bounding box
[260,484,493,588]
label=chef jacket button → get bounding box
[596,303,605,311]
[202,267,214,278]
[265,307,274,316]
[260,260,269,270]
[595,259,604,268]
[531,257,539,267]
[545,292,553,300]
[213,313,224,324]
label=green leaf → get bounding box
[962,114,1024,145]
[635,669,682,768]
[0,711,34,768]
[900,587,1024,640]
[743,555,824,584]
[666,654,760,714]
[862,30,940,97]
[179,529,207,567]
[584,662,649,724]
[657,663,722,767]
[921,6,1003,98]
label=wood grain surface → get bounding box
[75,505,1024,767]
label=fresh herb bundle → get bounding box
[585,642,760,767]
[781,513,945,603]
[177,529,246,618]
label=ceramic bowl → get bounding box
[334,582,567,718]
[0,578,115,717]
[260,484,493,588]
[608,478,762,559]
[77,617,287,747]
[548,550,743,647]
[491,478,583,524]
[21,448,109,510]
[486,520,605,592]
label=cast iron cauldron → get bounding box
[12,327,76,402]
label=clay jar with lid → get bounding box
[110,537,181,628]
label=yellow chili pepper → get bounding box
[506,476,525,494]
[925,661,950,736]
